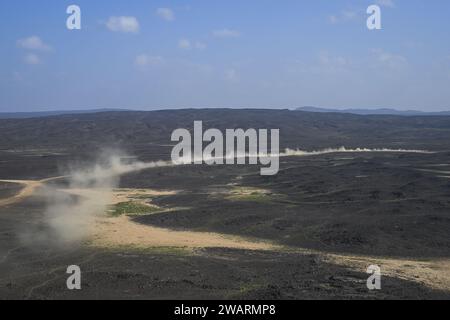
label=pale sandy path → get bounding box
[0,180,42,206]
[0,177,64,207]
[322,252,450,292]
[91,214,277,251]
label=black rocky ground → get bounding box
[1,110,450,299]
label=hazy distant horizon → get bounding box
[1,105,450,115]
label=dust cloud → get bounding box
[21,150,163,246]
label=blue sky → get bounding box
[1,0,449,112]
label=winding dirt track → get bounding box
[92,214,277,250]
[0,180,42,206]
[0,177,64,206]
[324,253,450,292]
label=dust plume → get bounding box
[22,150,159,246]
[280,147,433,157]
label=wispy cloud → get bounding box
[17,36,51,51]
[212,29,241,38]
[178,39,192,50]
[225,68,238,81]
[105,16,139,33]
[134,54,164,67]
[156,8,175,21]
[23,53,41,65]
[178,39,207,50]
[194,41,207,50]
[371,49,407,69]
[328,10,358,24]
[318,51,349,68]
[17,36,51,66]
[376,0,395,8]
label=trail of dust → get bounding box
[176,147,433,166]
[0,146,431,207]
[281,147,433,157]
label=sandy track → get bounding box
[0,177,64,207]
[0,180,42,206]
[323,253,450,292]
[91,214,277,251]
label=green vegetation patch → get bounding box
[108,201,161,217]
[227,187,285,203]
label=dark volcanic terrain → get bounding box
[0,109,450,299]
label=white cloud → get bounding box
[225,68,238,81]
[328,10,358,24]
[376,0,395,8]
[212,29,241,38]
[134,54,164,67]
[178,39,207,50]
[329,15,339,24]
[307,51,351,74]
[178,39,192,50]
[371,49,407,68]
[342,10,357,20]
[106,16,139,33]
[195,42,207,50]
[17,36,51,51]
[156,8,175,21]
[318,51,348,67]
[24,53,41,65]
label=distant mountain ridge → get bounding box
[0,108,130,119]
[297,106,450,116]
[2,107,450,119]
